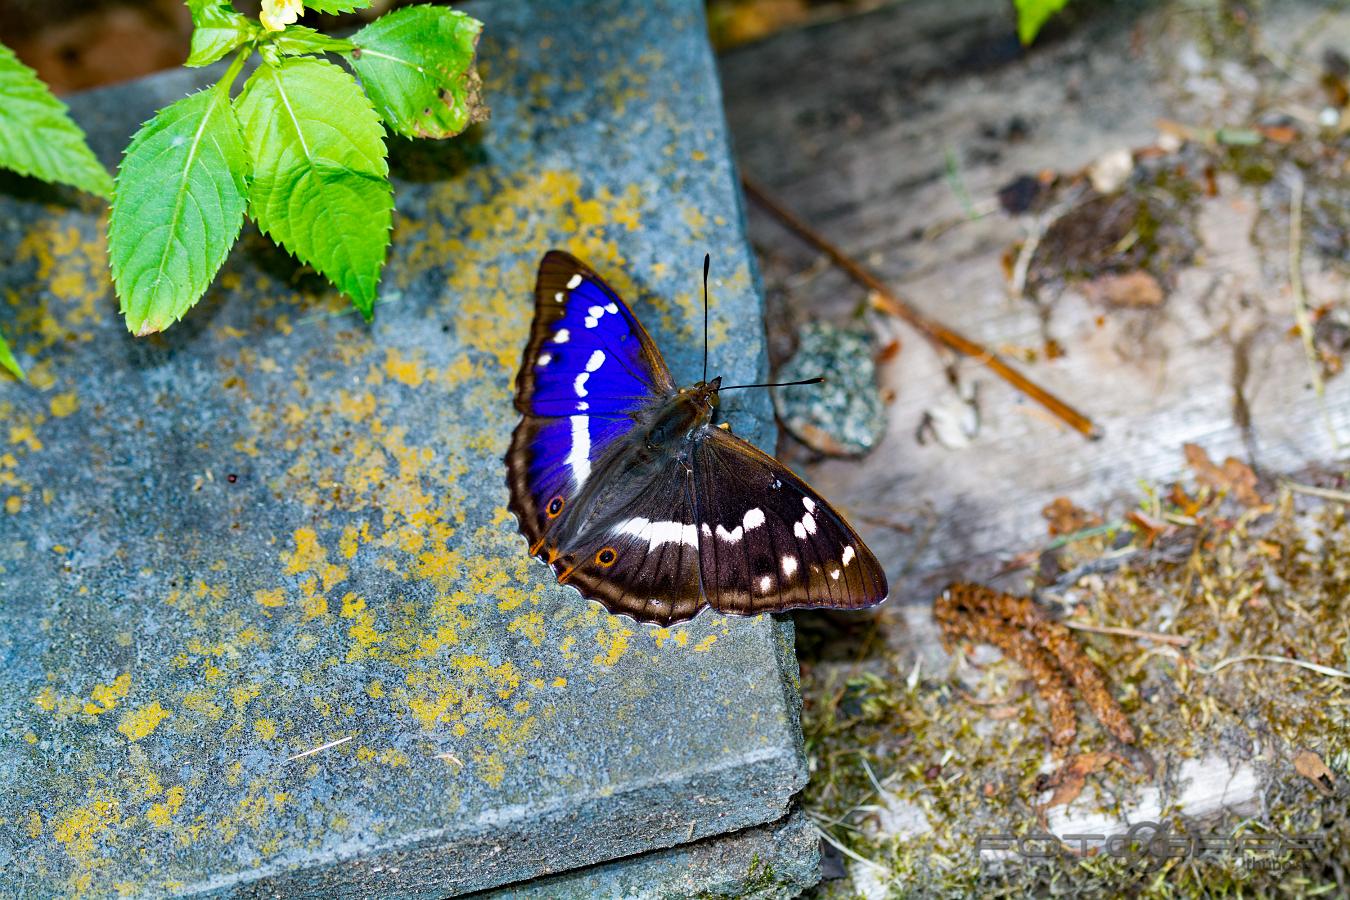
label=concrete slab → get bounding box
[0,1,809,896]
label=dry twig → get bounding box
[741,175,1102,440]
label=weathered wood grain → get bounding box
[720,0,1350,621]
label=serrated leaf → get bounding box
[234,56,391,317]
[305,0,372,13]
[0,42,112,198]
[109,86,250,335]
[272,25,354,57]
[185,0,256,67]
[0,327,23,381]
[1014,0,1071,45]
[348,5,486,139]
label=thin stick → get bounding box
[1198,653,1350,679]
[1283,480,1350,504]
[1062,620,1193,647]
[742,176,1101,440]
[287,734,354,761]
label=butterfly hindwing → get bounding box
[544,454,704,627]
[691,426,888,616]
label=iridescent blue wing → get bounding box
[513,251,674,417]
[506,251,675,559]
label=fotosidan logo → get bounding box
[976,822,1320,871]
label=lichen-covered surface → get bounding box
[0,2,812,896]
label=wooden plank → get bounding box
[719,0,1350,615]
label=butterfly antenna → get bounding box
[719,376,825,391]
[702,253,711,383]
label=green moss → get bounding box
[799,481,1350,897]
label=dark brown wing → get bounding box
[542,453,706,628]
[690,426,888,615]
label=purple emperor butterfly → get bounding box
[506,251,888,626]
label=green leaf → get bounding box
[234,56,391,317]
[109,85,251,335]
[272,25,354,57]
[304,0,371,13]
[348,5,486,139]
[0,327,23,381]
[1014,0,1071,45]
[185,0,257,67]
[0,42,113,198]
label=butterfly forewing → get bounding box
[514,251,674,417]
[691,427,887,615]
[508,252,672,561]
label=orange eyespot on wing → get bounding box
[595,547,618,567]
[547,495,565,518]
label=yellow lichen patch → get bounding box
[253,718,277,741]
[507,611,545,647]
[117,702,169,742]
[48,392,79,417]
[146,786,185,828]
[83,673,132,715]
[53,796,121,863]
[592,619,635,667]
[693,635,717,652]
[230,683,261,710]
[181,690,223,721]
[254,587,286,609]
[384,347,426,387]
[283,527,347,592]
[302,591,328,620]
[9,423,42,452]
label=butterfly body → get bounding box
[506,252,887,626]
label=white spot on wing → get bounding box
[567,415,590,487]
[576,401,588,411]
[793,521,806,540]
[554,292,565,303]
[584,317,598,328]
[553,329,570,343]
[802,513,816,535]
[700,523,712,536]
[781,555,798,577]
[605,302,619,314]
[758,575,772,593]
[566,274,583,289]
[803,497,816,512]
[842,545,856,566]
[537,352,552,367]
[574,373,589,397]
[829,568,841,580]
[585,350,605,372]
[716,524,743,543]
[743,508,765,530]
[614,517,697,549]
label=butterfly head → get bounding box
[679,376,722,414]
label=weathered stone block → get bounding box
[0,1,810,895]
